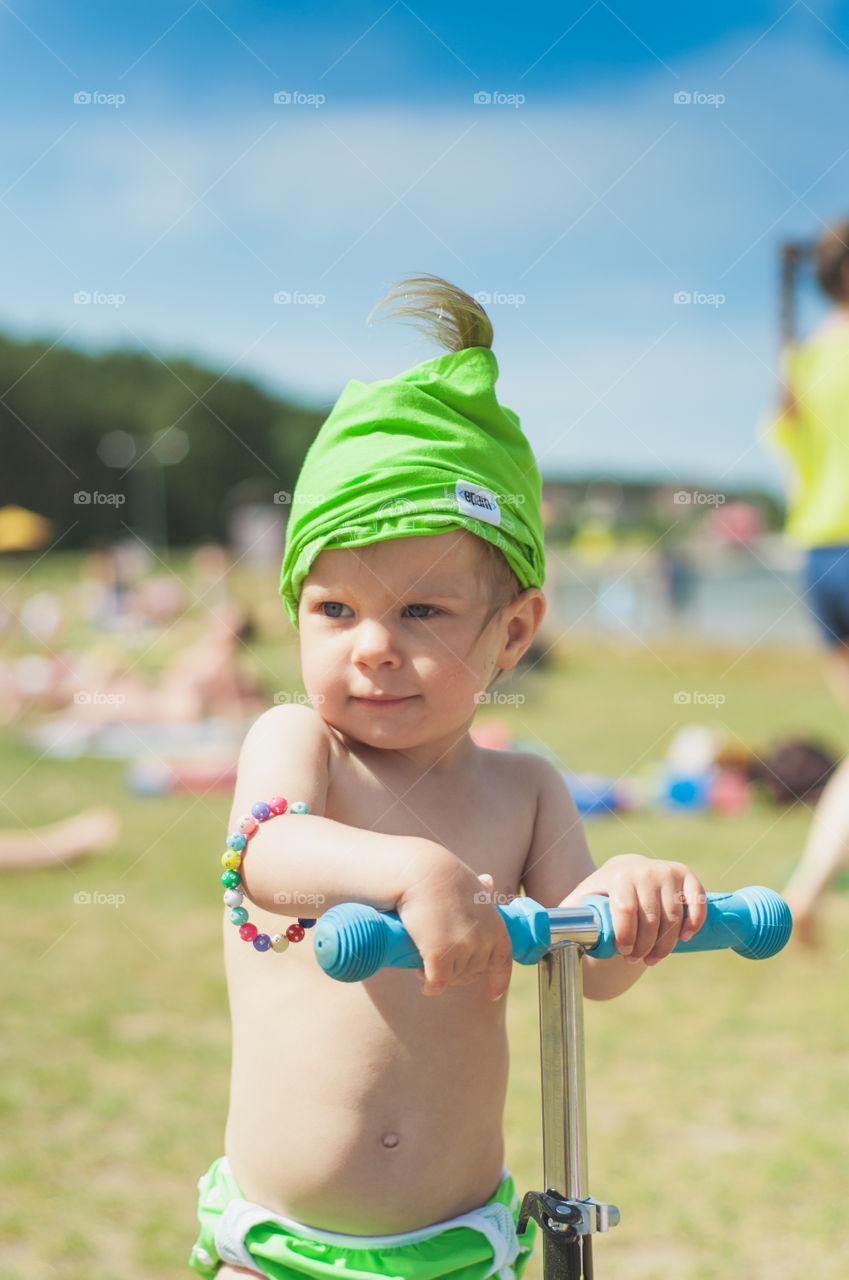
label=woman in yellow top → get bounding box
[769,218,849,945]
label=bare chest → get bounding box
[325,740,537,892]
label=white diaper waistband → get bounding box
[213,1158,523,1280]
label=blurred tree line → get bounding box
[0,334,326,546]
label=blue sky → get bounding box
[2,0,849,491]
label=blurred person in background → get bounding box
[767,217,849,945]
[65,601,265,727]
[0,807,120,869]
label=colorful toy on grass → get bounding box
[469,717,757,818]
[709,767,752,816]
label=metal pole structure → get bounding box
[518,907,618,1280]
[538,943,591,1279]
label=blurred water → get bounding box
[551,550,814,647]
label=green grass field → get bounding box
[3,552,849,1278]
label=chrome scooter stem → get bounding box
[542,908,600,1200]
[539,942,588,1205]
[518,910,619,1280]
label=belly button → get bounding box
[381,1132,400,1149]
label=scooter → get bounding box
[311,886,791,1280]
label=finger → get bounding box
[477,872,495,903]
[630,883,663,961]
[420,948,454,997]
[645,882,685,964]
[609,882,639,958]
[561,869,603,910]
[415,967,441,998]
[453,965,488,987]
[679,871,708,940]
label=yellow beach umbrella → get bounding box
[0,505,53,552]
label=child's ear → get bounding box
[497,589,546,671]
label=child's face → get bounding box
[298,531,513,750]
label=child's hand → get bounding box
[561,854,707,965]
[395,845,512,1000]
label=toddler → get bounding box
[190,275,707,1279]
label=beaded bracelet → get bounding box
[220,797,316,955]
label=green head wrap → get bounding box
[279,345,544,627]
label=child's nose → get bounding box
[351,619,402,668]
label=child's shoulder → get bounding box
[241,700,332,754]
[231,703,332,821]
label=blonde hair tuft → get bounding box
[366,273,493,352]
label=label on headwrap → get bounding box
[455,480,501,527]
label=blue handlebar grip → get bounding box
[582,885,792,960]
[313,897,552,983]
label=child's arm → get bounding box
[230,703,512,999]
[520,759,707,1000]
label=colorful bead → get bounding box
[218,797,314,957]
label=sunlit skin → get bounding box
[297,530,541,772]
[217,529,706,1271]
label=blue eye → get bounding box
[317,601,437,620]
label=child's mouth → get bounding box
[352,694,417,708]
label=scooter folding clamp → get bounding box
[518,1190,620,1241]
